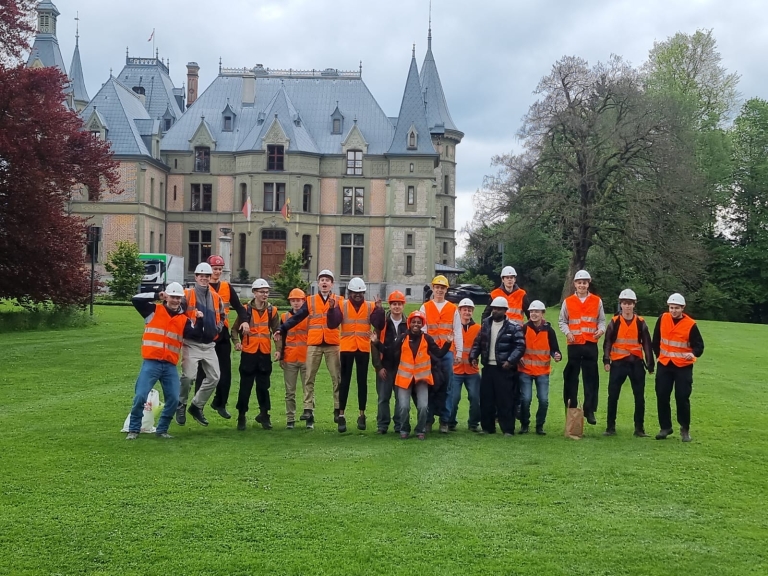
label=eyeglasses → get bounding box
[254,290,270,295]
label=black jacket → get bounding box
[602,314,654,369]
[470,317,526,369]
[371,313,408,371]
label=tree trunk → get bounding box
[560,234,591,302]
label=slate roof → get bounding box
[387,54,436,155]
[79,77,153,156]
[69,39,89,105]
[420,33,458,133]
[114,57,183,123]
[161,73,395,155]
[26,36,67,74]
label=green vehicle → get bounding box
[138,253,185,292]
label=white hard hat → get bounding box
[317,269,335,281]
[574,269,591,281]
[458,298,475,308]
[165,282,185,297]
[347,277,366,293]
[667,293,686,306]
[251,278,270,290]
[528,300,546,311]
[490,296,509,309]
[619,289,637,301]
[501,266,517,277]
[194,262,213,275]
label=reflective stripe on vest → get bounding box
[658,313,697,367]
[141,304,187,364]
[424,300,457,351]
[307,294,342,346]
[281,311,308,363]
[609,315,643,361]
[185,288,223,335]
[394,335,434,389]
[519,324,551,376]
[565,294,600,344]
[454,323,480,375]
[340,300,374,352]
[491,287,526,323]
[242,306,275,354]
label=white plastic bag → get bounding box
[121,388,162,433]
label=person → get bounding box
[194,254,248,420]
[602,289,655,437]
[176,262,225,427]
[559,269,606,426]
[231,279,281,430]
[420,274,463,433]
[333,277,385,432]
[372,290,408,434]
[125,282,192,440]
[470,296,526,436]
[446,298,482,432]
[518,300,562,435]
[280,288,312,429]
[652,293,704,442]
[278,269,343,424]
[372,311,452,440]
[482,266,531,324]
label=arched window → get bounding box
[132,86,146,96]
[303,184,312,212]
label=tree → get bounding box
[104,241,144,301]
[270,251,310,299]
[0,0,118,307]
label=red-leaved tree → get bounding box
[0,0,118,306]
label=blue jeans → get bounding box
[129,360,180,434]
[518,373,550,428]
[428,351,454,425]
[447,372,481,428]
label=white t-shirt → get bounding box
[488,320,504,365]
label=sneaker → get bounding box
[376,429,387,435]
[439,423,449,434]
[681,428,692,442]
[125,432,139,440]
[175,404,186,426]
[634,428,650,438]
[237,414,247,431]
[479,429,492,435]
[254,412,272,430]
[400,431,409,439]
[469,425,479,433]
[520,425,530,434]
[333,408,340,423]
[188,404,209,427]
[503,432,514,437]
[306,417,315,430]
[655,428,674,440]
[338,415,347,433]
[357,414,366,431]
[535,426,546,436]
[300,409,313,421]
[585,411,597,426]
[603,428,616,436]
[417,433,426,440]
[215,405,231,419]
[448,425,457,432]
[156,432,173,439]
[286,421,295,430]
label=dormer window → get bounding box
[224,116,233,131]
[164,118,172,131]
[331,105,344,135]
[132,86,145,96]
[407,128,418,149]
[221,103,237,132]
[333,119,341,134]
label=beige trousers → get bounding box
[180,340,220,409]
[305,344,341,409]
[283,361,309,421]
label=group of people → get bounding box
[125,259,704,443]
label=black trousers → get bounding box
[563,342,599,413]
[235,351,272,414]
[480,364,518,434]
[606,357,646,428]
[339,350,369,411]
[195,335,231,409]
[655,361,693,430]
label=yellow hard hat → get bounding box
[431,275,449,287]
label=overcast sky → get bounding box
[47,0,767,255]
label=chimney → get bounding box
[241,71,255,106]
[186,62,200,106]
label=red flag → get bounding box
[280,198,291,222]
[147,29,154,42]
[242,196,251,221]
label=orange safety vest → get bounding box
[340,300,374,353]
[609,315,644,361]
[242,305,277,354]
[306,293,344,346]
[658,312,697,367]
[490,287,526,323]
[454,322,480,375]
[281,310,308,363]
[394,335,434,389]
[141,304,187,364]
[519,323,552,376]
[564,293,601,345]
[184,288,223,339]
[424,299,457,352]
[212,281,232,328]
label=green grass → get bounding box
[1,305,766,575]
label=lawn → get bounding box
[0,304,766,575]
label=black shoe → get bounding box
[175,403,186,426]
[188,404,208,427]
[237,414,246,431]
[357,414,366,430]
[469,425,479,433]
[535,426,546,436]
[448,425,457,432]
[681,428,692,442]
[503,432,514,437]
[426,422,433,433]
[520,425,530,434]
[338,415,347,433]
[634,427,650,438]
[215,405,231,419]
[286,421,295,430]
[376,429,387,435]
[254,412,272,430]
[306,416,315,430]
[655,428,674,440]
[603,428,616,436]
[300,409,313,421]
[585,411,597,426]
[333,408,340,423]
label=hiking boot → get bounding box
[175,404,186,426]
[520,424,530,434]
[681,428,692,442]
[338,414,347,433]
[214,405,231,420]
[585,411,597,426]
[439,423,449,434]
[286,421,295,430]
[306,416,315,430]
[156,432,173,439]
[125,432,139,440]
[300,409,313,421]
[655,428,674,440]
[188,404,208,427]
[634,427,650,438]
[603,427,616,436]
[333,408,340,423]
[417,433,426,440]
[254,411,272,430]
[535,426,546,436]
[400,431,409,439]
[357,414,366,431]
[237,413,247,431]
